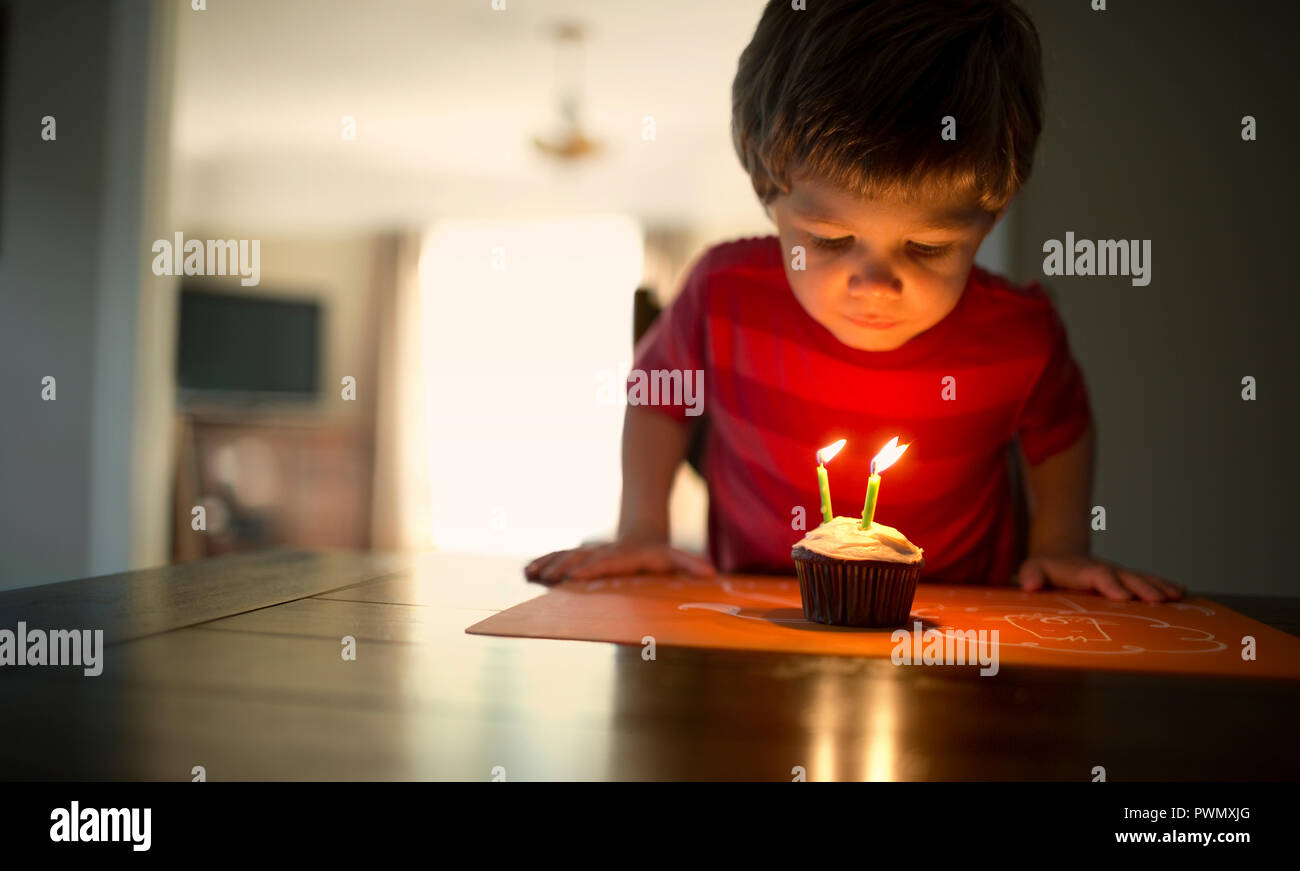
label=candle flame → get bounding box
[871,436,909,475]
[817,438,847,465]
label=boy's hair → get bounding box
[732,0,1043,214]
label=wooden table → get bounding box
[1,550,1296,781]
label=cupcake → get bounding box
[792,515,924,627]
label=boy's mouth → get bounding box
[846,313,901,330]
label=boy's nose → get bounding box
[847,264,902,296]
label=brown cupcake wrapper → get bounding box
[792,547,923,628]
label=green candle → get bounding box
[817,464,833,524]
[815,439,846,525]
[860,473,880,528]
[859,436,910,530]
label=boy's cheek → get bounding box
[786,275,838,320]
[938,256,980,285]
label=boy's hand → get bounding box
[525,542,715,584]
[1016,554,1185,602]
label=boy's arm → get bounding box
[1018,424,1183,600]
[1022,423,1094,558]
[530,244,714,583]
[525,404,711,581]
[616,405,692,545]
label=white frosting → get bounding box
[794,515,924,564]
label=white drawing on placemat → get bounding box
[1003,614,1114,642]
[676,578,805,622]
[671,582,1228,657]
[678,602,806,624]
[913,600,1226,656]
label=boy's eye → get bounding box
[810,234,853,251]
[908,242,953,258]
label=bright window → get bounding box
[418,216,643,555]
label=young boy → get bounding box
[527,0,1183,603]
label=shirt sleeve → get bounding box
[1016,298,1093,466]
[628,249,712,423]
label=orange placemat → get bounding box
[466,575,1300,679]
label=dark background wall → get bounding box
[0,1,113,586]
[0,0,165,591]
[1016,0,1298,594]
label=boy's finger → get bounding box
[567,551,634,579]
[1117,570,1164,602]
[1082,564,1131,600]
[525,551,566,579]
[541,547,607,581]
[527,548,578,571]
[1146,574,1185,600]
[670,549,716,576]
[571,551,661,578]
[1017,560,1047,592]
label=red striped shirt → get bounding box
[630,235,1093,584]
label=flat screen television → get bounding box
[177,286,322,403]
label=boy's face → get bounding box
[767,174,1002,352]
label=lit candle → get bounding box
[815,438,846,525]
[860,436,910,530]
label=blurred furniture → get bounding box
[172,411,373,561]
[2,550,1296,779]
